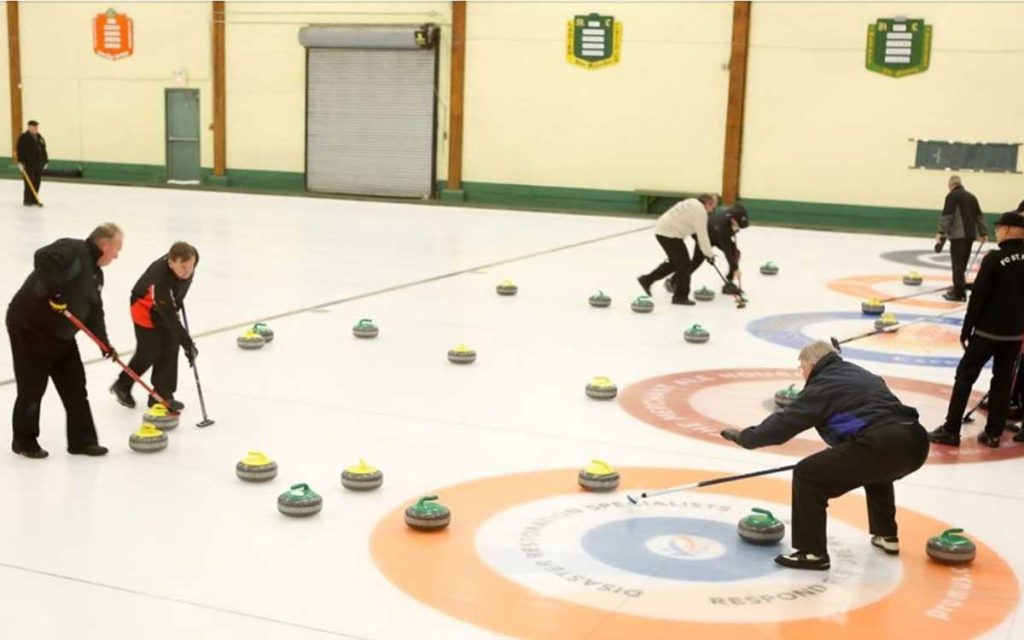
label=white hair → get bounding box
[948,175,962,187]
[799,340,837,369]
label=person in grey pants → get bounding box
[935,175,987,301]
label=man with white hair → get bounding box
[935,175,987,302]
[721,341,929,570]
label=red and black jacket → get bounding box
[129,254,197,349]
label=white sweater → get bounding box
[654,198,713,256]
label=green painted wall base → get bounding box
[439,188,465,202]
[0,155,995,237]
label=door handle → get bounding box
[168,137,199,142]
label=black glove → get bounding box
[184,341,199,364]
[47,293,67,313]
[960,332,970,351]
[721,428,745,447]
[102,345,117,360]
[934,237,947,253]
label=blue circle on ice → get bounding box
[581,517,780,582]
[747,311,967,367]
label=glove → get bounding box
[934,235,946,253]
[706,255,716,266]
[721,428,745,447]
[48,294,67,313]
[184,342,199,364]
[101,345,117,360]
[960,332,970,351]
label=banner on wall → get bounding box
[566,13,621,69]
[866,17,931,77]
[93,8,134,60]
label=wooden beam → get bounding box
[446,0,466,191]
[722,0,751,204]
[7,0,22,159]
[212,0,226,176]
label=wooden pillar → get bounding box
[211,0,226,177]
[722,0,751,204]
[7,0,22,159]
[445,0,466,193]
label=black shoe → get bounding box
[977,432,1000,449]
[148,396,185,412]
[672,298,696,306]
[722,283,740,295]
[927,426,960,446]
[68,444,108,456]
[942,292,966,302]
[12,443,49,459]
[109,383,136,409]
[637,276,652,297]
[774,550,830,570]
[871,535,900,555]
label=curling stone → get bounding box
[585,376,617,400]
[235,451,278,482]
[903,271,923,286]
[577,459,620,492]
[352,318,379,339]
[404,496,451,530]
[694,286,716,302]
[251,322,275,343]
[588,291,611,308]
[341,459,384,491]
[631,296,654,313]
[738,508,786,545]
[774,384,800,408]
[142,403,178,431]
[760,262,779,276]
[129,424,169,453]
[874,313,899,331]
[447,344,476,364]
[236,330,266,350]
[277,483,323,517]
[861,298,885,315]
[926,528,977,564]
[684,324,710,344]
[496,280,518,296]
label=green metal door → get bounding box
[165,89,200,183]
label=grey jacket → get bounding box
[938,185,986,240]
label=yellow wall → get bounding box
[742,2,1024,211]
[462,2,733,193]
[0,7,10,157]
[19,1,211,167]
[224,1,452,175]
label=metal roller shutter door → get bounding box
[306,48,435,198]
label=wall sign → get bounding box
[93,8,134,60]
[866,17,931,77]
[566,13,621,69]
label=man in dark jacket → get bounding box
[930,211,1024,448]
[110,242,199,411]
[16,119,48,206]
[6,223,124,458]
[721,341,929,570]
[690,202,749,294]
[935,175,987,301]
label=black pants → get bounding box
[943,336,1021,437]
[115,325,180,399]
[791,422,929,556]
[644,235,694,301]
[949,238,973,298]
[7,324,99,451]
[22,165,42,205]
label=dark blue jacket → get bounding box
[738,353,919,449]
